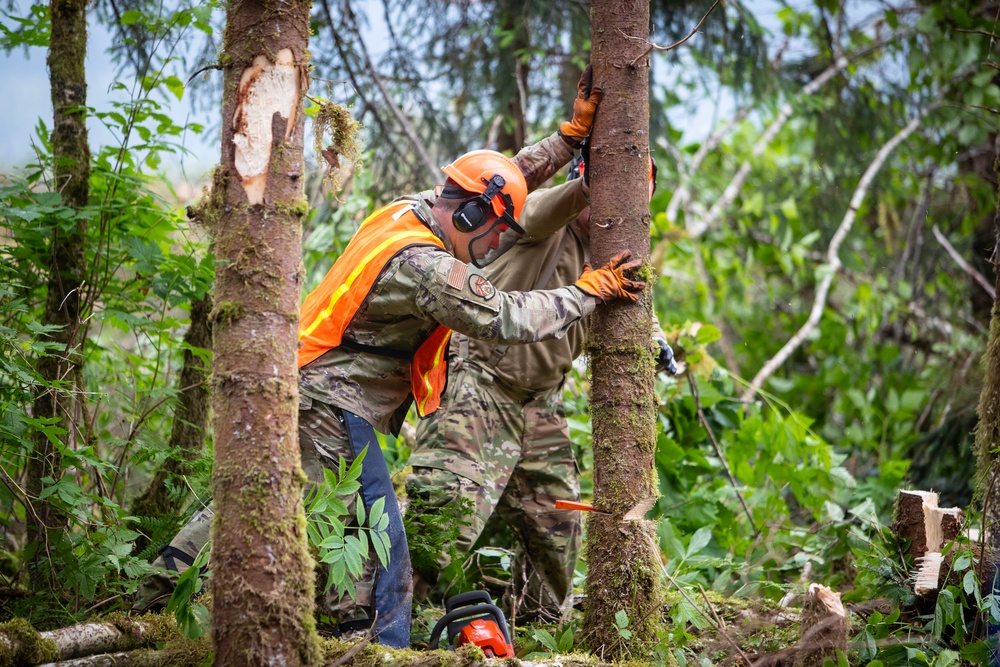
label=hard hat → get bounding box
[441,150,528,222]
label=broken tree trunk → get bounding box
[793,584,847,667]
[891,490,965,596]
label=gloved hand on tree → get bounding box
[654,337,677,375]
[559,65,603,148]
[574,250,645,303]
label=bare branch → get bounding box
[957,28,1000,39]
[742,107,935,403]
[932,224,996,299]
[692,38,898,238]
[628,0,726,66]
[343,0,440,183]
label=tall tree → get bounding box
[583,0,663,656]
[27,0,91,586]
[210,0,320,664]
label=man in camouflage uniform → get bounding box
[133,68,645,647]
[405,153,675,624]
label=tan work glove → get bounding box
[559,65,603,148]
[573,250,646,302]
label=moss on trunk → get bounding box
[976,138,1000,551]
[26,0,91,587]
[583,0,664,658]
[210,0,320,665]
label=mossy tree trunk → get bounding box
[211,0,320,664]
[583,0,664,657]
[130,295,212,552]
[27,0,91,588]
[975,136,1000,552]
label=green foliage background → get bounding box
[2,0,1000,662]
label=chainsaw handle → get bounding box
[444,590,493,613]
[427,603,512,650]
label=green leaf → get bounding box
[963,570,977,596]
[532,629,558,653]
[357,498,366,525]
[557,627,574,653]
[120,9,143,25]
[614,609,629,629]
[164,75,185,101]
[368,496,385,529]
[686,526,712,557]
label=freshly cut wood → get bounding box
[793,584,847,667]
[890,490,965,596]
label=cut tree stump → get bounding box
[891,489,965,596]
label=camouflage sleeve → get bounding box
[406,249,596,345]
[512,132,575,192]
[519,178,589,242]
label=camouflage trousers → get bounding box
[406,361,581,623]
[132,397,390,633]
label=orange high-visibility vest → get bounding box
[298,201,453,416]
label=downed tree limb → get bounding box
[741,106,935,402]
[0,615,182,667]
[37,642,210,667]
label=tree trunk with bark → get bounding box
[583,0,664,657]
[27,0,91,587]
[976,135,1000,553]
[130,295,212,552]
[210,1,320,664]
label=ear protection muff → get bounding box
[453,174,507,233]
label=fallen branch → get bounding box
[0,616,188,667]
[932,224,996,299]
[693,36,901,238]
[742,107,934,402]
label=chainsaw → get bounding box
[427,591,515,658]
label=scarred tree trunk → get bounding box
[583,0,664,656]
[130,295,212,552]
[27,0,90,586]
[211,0,319,664]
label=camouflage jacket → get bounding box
[458,178,592,394]
[300,133,590,435]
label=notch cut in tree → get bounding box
[210,1,320,665]
[583,0,664,657]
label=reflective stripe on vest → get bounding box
[297,200,452,417]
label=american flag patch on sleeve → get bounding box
[447,261,468,289]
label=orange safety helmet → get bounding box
[441,150,528,223]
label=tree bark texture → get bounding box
[976,135,1000,553]
[27,0,91,585]
[583,0,663,656]
[130,295,212,543]
[211,1,320,665]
